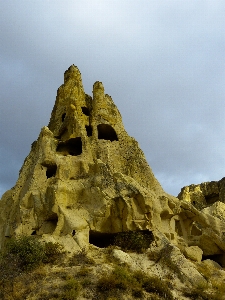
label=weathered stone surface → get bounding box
[184,246,203,262]
[0,65,167,252]
[178,178,225,210]
[1,65,225,274]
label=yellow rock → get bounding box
[1,66,225,271]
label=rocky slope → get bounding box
[1,65,225,299]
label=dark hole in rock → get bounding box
[82,107,90,116]
[205,193,219,205]
[85,125,92,137]
[62,113,66,122]
[97,124,118,141]
[46,164,57,178]
[89,230,154,252]
[192,201,196,205]
[202,254,225,267]
[89,231,116,248]
[31,230,36,235]
[72,230,76,237]
[56,137,82,156]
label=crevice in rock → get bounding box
[62,113,66,122]
[56,137,82,156]
[97,124,118,141]
[175,220,183,236]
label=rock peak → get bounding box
[1,67,225,273]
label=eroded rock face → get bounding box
[1,65,225,268]
[178,178,225,210]
[0,65,166,251]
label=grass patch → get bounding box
[97,265,174,299]
[62,277,81,300]
[77,266,90,277]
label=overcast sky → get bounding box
[1,1,225,198]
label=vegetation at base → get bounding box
[183,284,225,300]
[61,277,81,300]
[0,235,63,275]
[0,236,174,300]
[0,236,65,300]
[97,265,174,299]
[69,247,95,265]
[113,230,154,253]
[2,235,45,271]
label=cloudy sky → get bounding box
[1,1,225,198]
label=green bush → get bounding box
[5,235,45,271]
[43,241,63,264]
[1,236,63,273]
[113,231,153,253]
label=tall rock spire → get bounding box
[1,66,225,267]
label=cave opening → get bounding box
[82,107,90,116]
[89,231,115,248]
[56,137,82,156]
[97,124,118,141]
[46,164,57,179]
[85,125,92,137]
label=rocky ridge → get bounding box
[1,65,225,299]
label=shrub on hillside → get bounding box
[5,235,45,271]
[0,236,63,272]
[113,231,153,253]
[43,241,64,264]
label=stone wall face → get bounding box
[1,65,225,267]
[178,178,225,209]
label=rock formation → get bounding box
[1,65,225,274]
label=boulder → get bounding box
[184,246,203,262]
